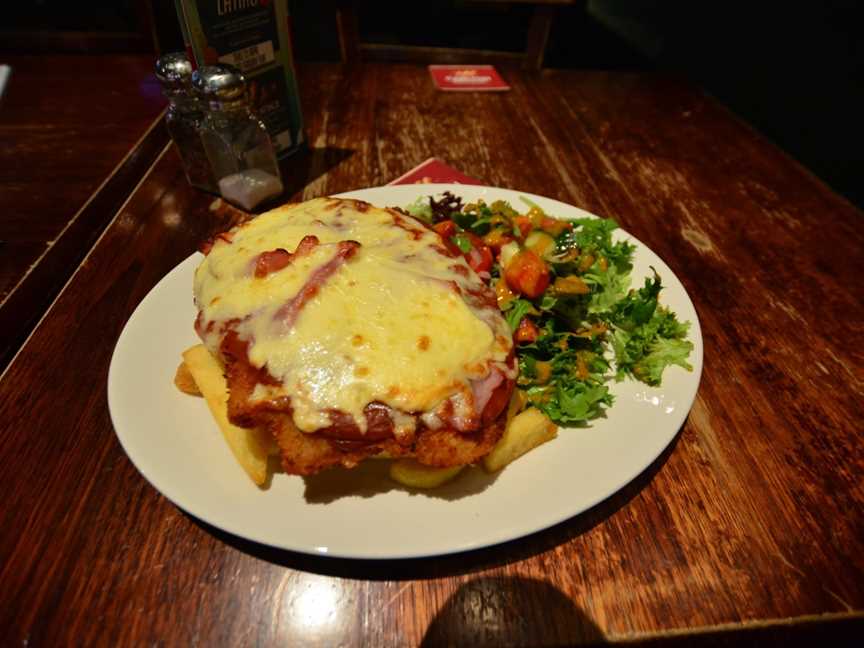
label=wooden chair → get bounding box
[336,0,577,70]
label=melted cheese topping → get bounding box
[194,197,512,433]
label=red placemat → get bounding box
[388,158,483,186]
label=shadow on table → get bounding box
[421,576,864,648]
[190,421,686,580]
[278,144,355,199]
[419,576,606,647]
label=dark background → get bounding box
[2,0,862,209]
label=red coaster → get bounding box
[428,65,510,92]
[388,158,483,186]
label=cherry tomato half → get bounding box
[504,250,550,298]
[514,317,540,344]
[463,232,485,249]
[513,215,533,240]
[433,220,457,238]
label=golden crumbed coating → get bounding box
[412,417,504,467]
[264,412,411,476]
[264,409,506,476]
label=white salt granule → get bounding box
[218,169,284,211]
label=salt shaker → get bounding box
[154,53,217,193]
[192,64,284,211]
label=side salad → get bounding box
[404,192,693,426]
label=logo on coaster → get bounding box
[429,65,510,92]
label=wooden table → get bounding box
[1,61,862,646]
[0,55,168,368]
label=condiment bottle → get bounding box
[154,53,217,193]
[192,64,284,211]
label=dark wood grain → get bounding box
[0,55,167,368]
[1,63,862,646]
[0,30,152,54]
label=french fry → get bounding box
[389,459,464,489]
[174,361,201,396]
[507,387,527,421]
[483,407,557,473]
[182,344,270,486]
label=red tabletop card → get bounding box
[388,158,483,186]
[428,65,510,92]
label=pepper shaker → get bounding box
[192,64,284,211]
[154,53,217,193]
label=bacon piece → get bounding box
[294,234,320,256]
[274,240,361,329]
[464,286,498,310]
[449,264,469,277]
[253,235,320,278]
[472,368,505,418]
[254,248,292,278]
[481,370,514,424]
[430,244,459,259]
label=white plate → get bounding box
[108,184,703,559]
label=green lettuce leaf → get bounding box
[632,338,694,385]
[535,382,612,425]
[556,217,635,272]
[584,263,631,315]
[405,196,433,222]
[503,298,534,332]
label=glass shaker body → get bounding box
[193,65,284,211]
[165,96,218,193]
[199,108,284,210]
[155,53,217,193]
